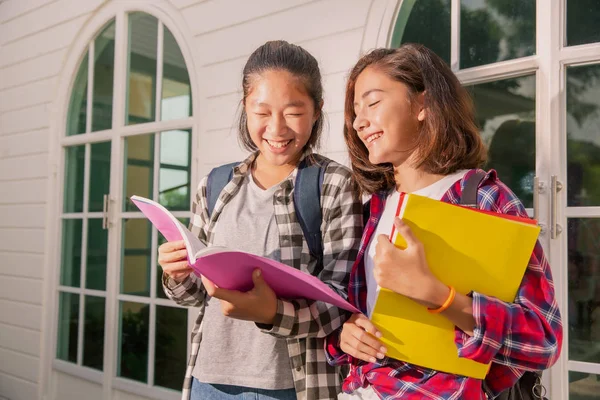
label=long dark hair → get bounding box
[237,40,324,152]
[344,44,487,195]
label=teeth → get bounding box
[366,133,383,143]
[266,139,292,148]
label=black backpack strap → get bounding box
[294,156,330,273]
[460,170,487,208]
[206,162,238,217]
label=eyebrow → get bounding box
[354,89,384,106]
[253,100,307,108]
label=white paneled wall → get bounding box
[0,0,105,399]
[0,0,373,399]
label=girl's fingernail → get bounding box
[380,346,387,353]
[369,357,376,363]
[375,331,382,338]
[377,352,385,359]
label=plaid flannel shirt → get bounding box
[163,152,363,400]
[326,169,563,400]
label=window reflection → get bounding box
[126,13,158,125]
[392,0,451,65]
[66,53,88,136]
[159,130,191,210]
[466,75,536,208]
[162,27,191,121]
[124,134,154,211]
[121,219,151,297]
[92,22,115,132]
[119,301,149,382]
[567,64,600,207]
[461,0,535,68]
[566,0,600,47]
[568,219,600,366]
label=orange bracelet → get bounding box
[427,286,456,314]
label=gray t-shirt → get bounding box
[192,174,294,389]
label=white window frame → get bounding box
[364,1,600,399]
[42,1,202,400]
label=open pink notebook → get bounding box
[131,195,358,313]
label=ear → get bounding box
[416,91,426,122]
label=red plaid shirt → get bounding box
[326,170,563,399]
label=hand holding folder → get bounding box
[370,193,540,378]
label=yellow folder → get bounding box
[371,193,540,379]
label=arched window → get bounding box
[56,10,193,397]
[387,1,600,397]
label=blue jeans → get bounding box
[191,378,297,400]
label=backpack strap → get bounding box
[206,158,329,273]
[460,170,487,208]
[294,156,330,273]
[206,162,238,217]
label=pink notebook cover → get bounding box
[131,196,359,313]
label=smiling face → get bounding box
[352,66,425,167]
[244,69,318,169]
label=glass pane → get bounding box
[162,27,192,121]
[159,130,191,210]
[126,13,158,125]
[86,219,107,291]
[567,64,600,207]
[460,0,535,69]
[122,219,151,296]
[64,145,85,213]
[391,0,451,65]
[92,21,115,132]
[568,218,600,365]
[118,301,149,382]
[466,75,536,208]
[154,306,187,389]
[60,219,83,287]
[570,371,600,399]
[57,292,79,362]
[124,134,154,211]
[67,52,88,136]
[156,218,189,300]
[89,141,111,212]
[83,295,105,370]
[566,0,600,47]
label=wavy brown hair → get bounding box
[344,44,486,195]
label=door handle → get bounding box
[533,176,546,234]
[550,175,562,239]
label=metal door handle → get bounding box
[102,194,110,229]
[550,175,562,239]
[533,176,546,234]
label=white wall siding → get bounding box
[0,0,104,46]
[0,78,57,113]
[1,323,41,357]
[0,1,104,399]
[0,373,38,400]
[0,298,42,330]
[0,179,48,204]
[193,0,368,66]
[0,49,67,91]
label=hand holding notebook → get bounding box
[131,195,359,313]
[370,193,540,378]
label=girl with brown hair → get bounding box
[326,44,563,399]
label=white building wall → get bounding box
[0,0,372,399]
